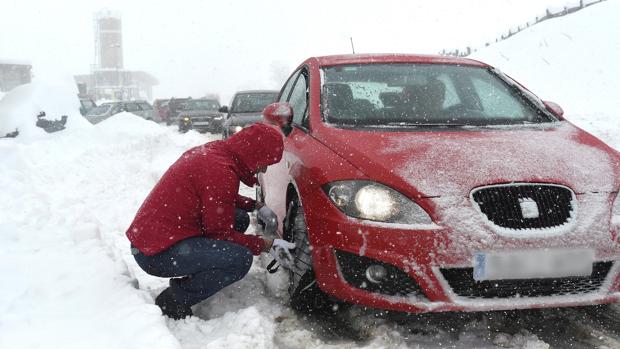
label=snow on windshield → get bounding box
[321,64,552,126]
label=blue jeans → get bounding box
[132,209,253,307]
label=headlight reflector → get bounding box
[323,181,433,224]
[328,185,353,208]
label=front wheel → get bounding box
[284,196,375,339]
[284,197,339,313]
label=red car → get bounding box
[153,99,170,124]
[258,54,620,314]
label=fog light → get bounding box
[365,264,388,284]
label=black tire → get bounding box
[284,196,373,340]
[284,196,339,313]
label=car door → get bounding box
[261,68,311,234]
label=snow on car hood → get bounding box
[316,122,619,198]
[316,122,620,256]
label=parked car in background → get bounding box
[153,98,170,124]
[259,54,620,316]
[177,98,224,134]
[79,97,97,116]
[221,90,278,138]
[84,100,158,124]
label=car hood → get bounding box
[226,113,262,126]
[313,122,620,198]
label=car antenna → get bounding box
[350,37,356,54]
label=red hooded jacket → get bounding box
[126,123,284,256]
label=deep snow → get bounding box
[2,1,620,348]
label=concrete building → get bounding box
[75,9,157,101]
[0,59,32,92]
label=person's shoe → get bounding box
[155,288,193,320]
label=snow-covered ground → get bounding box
[1,1,620,348]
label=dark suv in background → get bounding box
[177,98,224,134]
[221,90,278,138]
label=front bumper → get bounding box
[179,118,223,133]
[304,193,620,313]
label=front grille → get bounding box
[471,183,574,230]
[335,250,425,297]
[440,261,613,299]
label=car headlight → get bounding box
[323,181,433,224]
[214,116,223,120]
[234,126,243,133]
[182,116,190,122]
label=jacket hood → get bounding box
[224,123,284,186]
[314,122,620,197]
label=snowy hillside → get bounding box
[470,0,620,151]
[1,2,619,349]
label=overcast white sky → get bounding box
[0,0,576,103]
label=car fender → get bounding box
[260,125,368,237]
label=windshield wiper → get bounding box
[384,122,467,127]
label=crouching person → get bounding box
[126,123,289,319]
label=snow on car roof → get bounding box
[311,54,488,67]
[234,90,279,95]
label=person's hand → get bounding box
[269,239,296,269]
[262,238,273,253]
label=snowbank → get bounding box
[0,114,207,349]
[470,0,620,150]
[0,80,91,141]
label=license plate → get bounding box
[473,249,594,281]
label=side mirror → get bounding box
[218,106,228,113]
[263,102,293,130]
[543,101,564,120]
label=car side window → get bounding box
[138,102,153,110]
[288,71,308,126]
[279,70,300,103]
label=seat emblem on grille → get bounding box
[518,198,540,219]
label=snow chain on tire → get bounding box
[285,199,313,296]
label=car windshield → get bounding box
[181,99,220,111]
[231,93,277,113]
[321,64,553,127]
[86,104,112,116]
